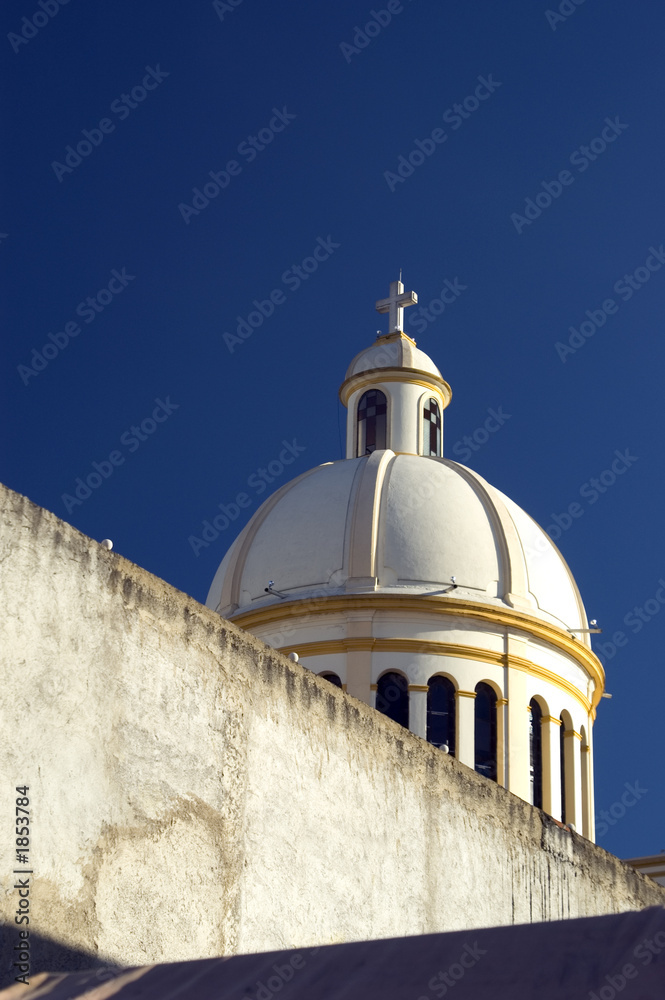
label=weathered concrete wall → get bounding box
[1,482,663,974]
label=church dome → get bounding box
[344,334,443,381]
[206,277,603,839]
[206,451,589,640]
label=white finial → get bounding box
[375,279,418,334]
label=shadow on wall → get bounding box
[0,928,124,992]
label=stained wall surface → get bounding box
[1,483,663,975]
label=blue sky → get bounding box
[3,0,665,860]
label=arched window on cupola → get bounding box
[376,672,409,729]
[426,676,456,755]
[560,710,576,825]
[474,683,497,781]
[423,397,441,456]
[529,699,543,809]
[319,671,342,689]
[357,389,387,456]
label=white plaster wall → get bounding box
[1,483,662,975]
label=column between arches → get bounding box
[455,690,476,768]
[408,684,428,739]
[541,715,562,820]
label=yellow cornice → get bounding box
[283,638,592,713]
[408,684,429,692]
[376,331,417,347]
[507,653,592,714]
[232,593,604,708]
[456,690,477,699]
[542,715,562,726]
[339,367,452,408]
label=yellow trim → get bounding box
[508,653,592,714]
[456,690,477,699]
[234,593,604,708]
[624,856,665,869]
[563,729,582,741]
[277,636,503,663]
[273,638,592,714]
[339,368,452,408]
[376,331,418,346]
[408,684,429,692]
[370,684,377,691]
[542,715,562,726]
[496,698,508,707]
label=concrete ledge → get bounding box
[1,482,663,984]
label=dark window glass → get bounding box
[529,699,543,809]
[427,676,456,755]
[474,683,497,781]
[423,398,441,456]
[376,672,409,729]
[319,672,342,689]
[357,390,387,456]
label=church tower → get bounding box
[207,279,604,839]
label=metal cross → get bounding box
[375,279,418,334]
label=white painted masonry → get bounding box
[0,483,663,975]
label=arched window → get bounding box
[427,676,456,754]
[319,672,342,689]
[376,672,409,729]
[529,699,543,809]
[423,398,441,456]
[474,683,497,781]
[560,714,567,823]
[357,390,387,456]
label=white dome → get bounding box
[206,451,589,641]
[345,333,443,381]
[206,280,602,835]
